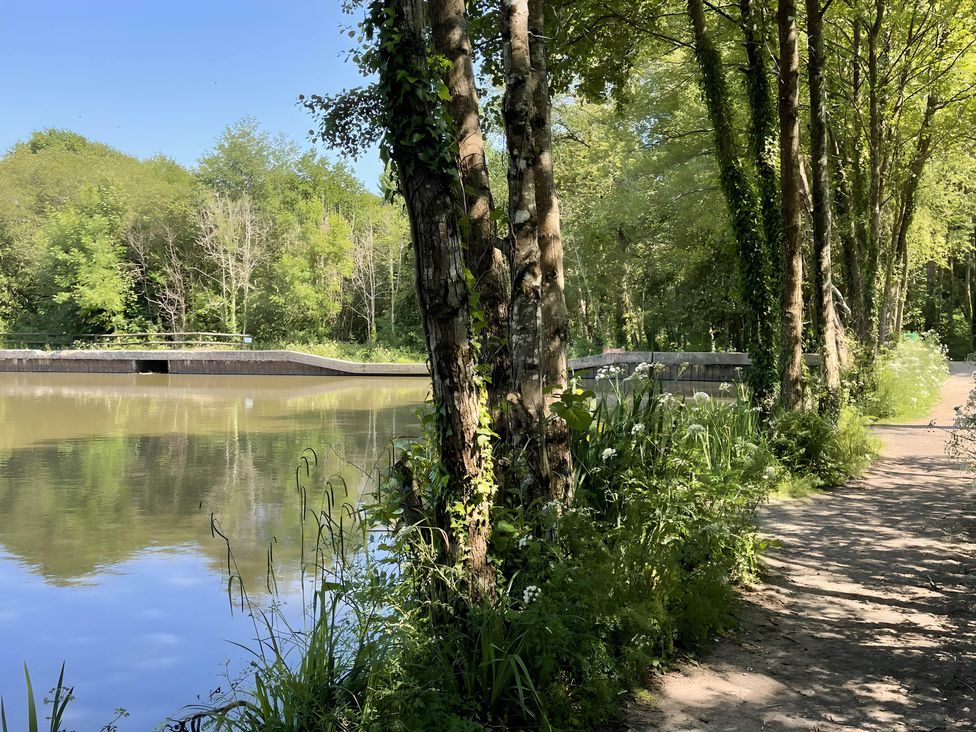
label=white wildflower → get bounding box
[763,466,777,480]
[601,447,617,461]
[719,382,732,393]
[633,362,653,380]
[522,585,541,604]
[691,391,711,404]
[631,423,645,435]
[518,535,532,549]
[686,423,706,436]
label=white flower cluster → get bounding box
[686,423,706,436]
[595,364,625,381]
[719,382,733,393]
[601,447,617,461]
[657,392,677,406]
[518,535,532,549]
[631,422,645,435]
[522,585,541,604]
[691,391,711,405]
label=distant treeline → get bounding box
[0,122,421,348]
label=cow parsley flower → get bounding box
[601,447,617,461]
[522,585,541,604]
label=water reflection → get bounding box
[0,373,428,729]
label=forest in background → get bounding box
[3,8,974,361]
[0,123,419,351]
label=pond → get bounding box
[0,373,429,730]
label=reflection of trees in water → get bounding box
[0,377,426,590]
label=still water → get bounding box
[0,373,429,730]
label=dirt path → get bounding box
[627,364,976,731]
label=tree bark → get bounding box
[528,0,573,506]
[806,0,841,417]
[778,0,805,410]
[878,93,938,344]
[688,0,778,409]
[739,0,782,281]
[502,0,550,499]
[864,1,885,352]
[374,0,493,602]
[430,0,512,420]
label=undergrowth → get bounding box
[860,333,949,421]
[168,365,878,732]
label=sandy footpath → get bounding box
[626,364,976,731]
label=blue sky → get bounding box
[0,1,383,186]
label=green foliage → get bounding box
[40,185,133,331]
[861,333,949,421]
[768,406,878,488]
[0,125,418,349]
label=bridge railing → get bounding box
[569,350,820,382]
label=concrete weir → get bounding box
[0,349,429,377]
[0,348,816,382]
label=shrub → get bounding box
[768,406,878,488]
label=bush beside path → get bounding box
[627,363,976,731]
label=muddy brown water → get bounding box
[0,372,429,730]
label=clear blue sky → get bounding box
[0,1,383,186]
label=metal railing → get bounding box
[0,332,253,349]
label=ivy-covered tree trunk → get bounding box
[778,0,805,410]
[739,0,782,281]
[502,0,550,498]
[430,0,512,421]
[806,0,841,416]
[687,0,778,409]
[528,0,573,505]
[374,0,494,602]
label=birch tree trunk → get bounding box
[374,0,493,602]
[528,0,573,505]
[778,0,805,410]
[806,0,841,416]
[502,0,550,499]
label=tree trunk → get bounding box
[528,0,573,506]
[374,0,493,602]
[739,0,782,281]
[806,0,841,417]
[687,0,778,409]
[879,93,937,345]
[430,0,512,420]
[864,2,885,352]
[778,0,805,410]
[893,243,909,337]
[502,0,550,499]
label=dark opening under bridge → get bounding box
[0,349,818,381]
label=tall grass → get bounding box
[1,664,72,732]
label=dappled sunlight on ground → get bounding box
[626,365,976,731]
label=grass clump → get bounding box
[860,333,948,421]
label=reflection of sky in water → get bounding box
[0,546,303,730]
[0,373,427,730]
